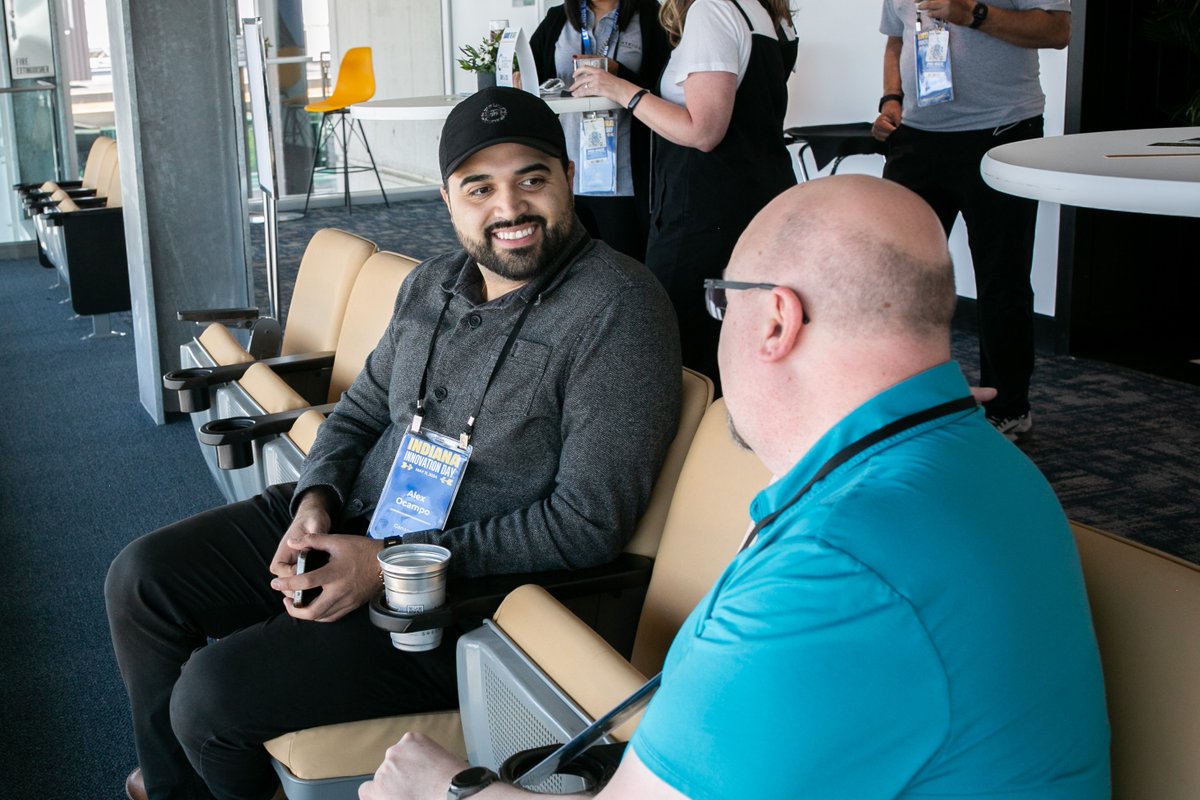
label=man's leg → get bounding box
[959,117,1042,423]
[169,603,459,800]
[106,484,297,800]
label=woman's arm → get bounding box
[570,67,737,151]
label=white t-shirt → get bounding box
[659,0,781,106]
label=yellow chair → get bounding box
[302,47,389,214]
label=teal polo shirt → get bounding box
[630,362,1110,799]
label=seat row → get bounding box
[165,228,418,504]
[159,232,1200,799]
[14,135,131,340]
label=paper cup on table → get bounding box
[378,543,451,652]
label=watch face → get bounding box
[451,766,495,789]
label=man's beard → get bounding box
[456,209,575,283]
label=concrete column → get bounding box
[107,0,252,423]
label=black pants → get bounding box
[883,116,1042,419]
[104,484,459,800]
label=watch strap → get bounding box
[970,2,988,29]
[448,766,499,799]
[878,93,903,112]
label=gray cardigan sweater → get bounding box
[296,232,681,578]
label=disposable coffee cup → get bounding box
[378,543,451,652]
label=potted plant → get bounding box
[458,32,502,91]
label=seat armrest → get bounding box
[368,554,654,635]
[162,351,335,411]
[176,307,262,327]
[14,179,82,191]
[25,187,97,203]
[42,204,123,227]
[197,402,339,468]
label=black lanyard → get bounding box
[410,239,589,447]
[740,394,977,552]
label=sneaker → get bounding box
[988,412,1033,442]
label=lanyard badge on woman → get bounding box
[914,9,953,107]
[577,1,621,194]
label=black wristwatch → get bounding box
[878,93,904,112]
[447,766,500,799]
[970,1,989,29]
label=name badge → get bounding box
[579,112,618,195]
[915,26,953,107]
[368,428,472,538]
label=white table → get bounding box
[981,126,1200,218]
[351,93,621,122]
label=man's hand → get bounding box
[872,100,902,142]
[916,0,975,28]
[269,488,335,586]
[359,732,466,800]
[970,386,998,405]
[272,533,385,622]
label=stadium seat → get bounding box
[262,368,715,800]
[1070,521,1200,800]
[454,398,770,778]
[16,135,116,210]
[165,229,377,498]
[33,148,130,339]
[196,250,420,503]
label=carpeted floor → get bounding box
[1,199,1198,800]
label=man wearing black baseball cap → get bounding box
[107,85,681,800]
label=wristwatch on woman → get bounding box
[447,766,500,799]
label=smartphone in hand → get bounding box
[293,549,330,608]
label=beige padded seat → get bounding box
[285,409,326,455]
[202,251,418,505]
[195,229,377,367]
[36,136,115,199]
[231,250,420,409]
[198,324,257,367]
[278,230,378,357]
[477,397,772,742]
[1070,522,1200,800]
[264,368,715,790]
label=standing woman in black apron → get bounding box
[530,0,671,261]
[571,0,797,388]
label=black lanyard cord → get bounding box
[741,395,978,552]
[411,237,591,446]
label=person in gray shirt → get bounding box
[106,87,681,800]
[872,0,1070,441]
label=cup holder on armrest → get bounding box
[163,367,215,412]
[198,417,257,469]
[368,592,456,633]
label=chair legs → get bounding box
[84,313,126,340]
[302,110,390,216]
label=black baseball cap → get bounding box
[439,87,567,183]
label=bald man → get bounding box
[357,176,1110,800]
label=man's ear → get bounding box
[759,286,805,362]
[566,160,576,187]
[439,185,451,213]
